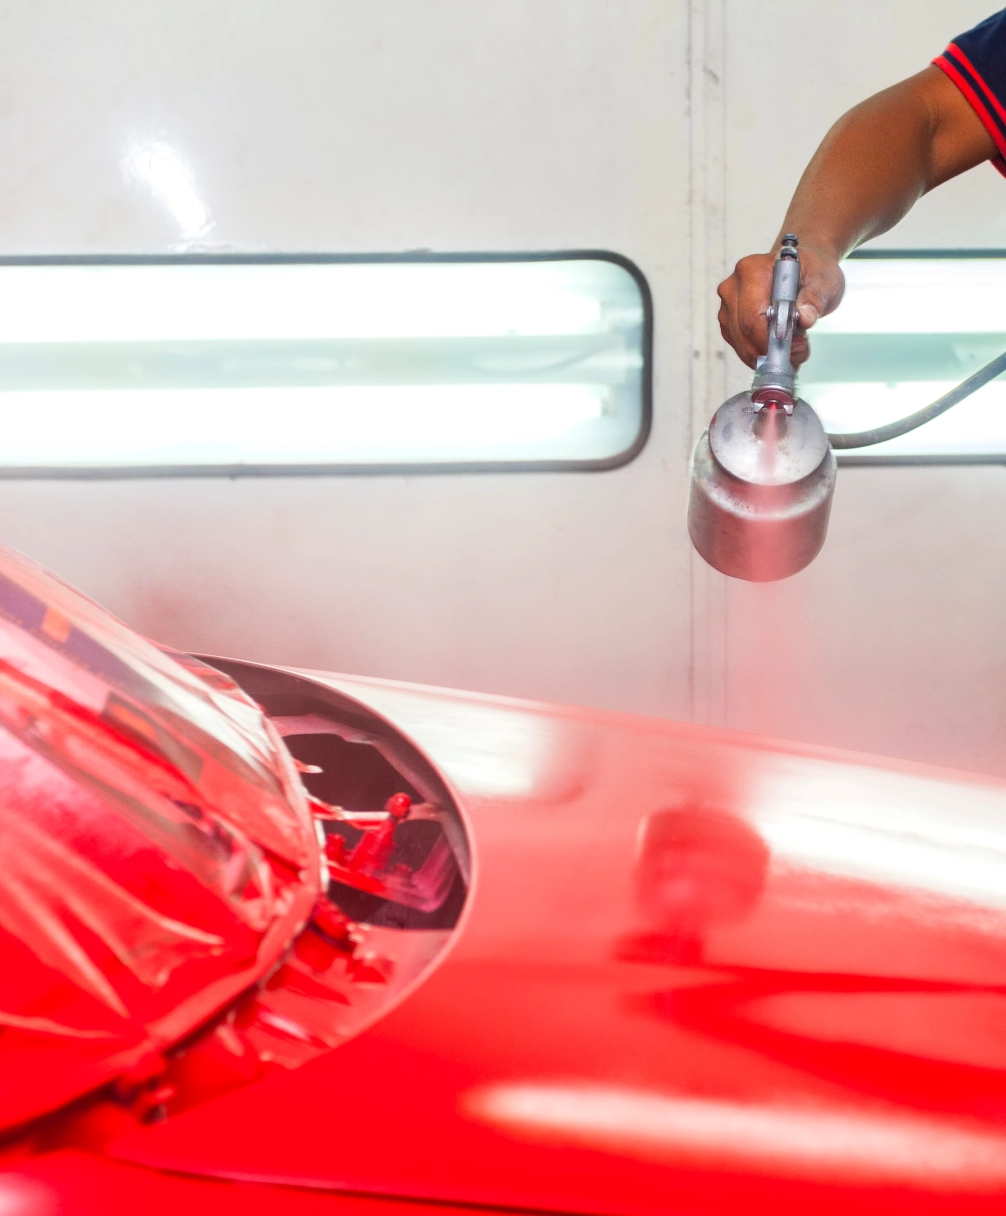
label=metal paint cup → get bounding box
[688,391,836,582]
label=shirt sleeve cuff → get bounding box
[933,46,1006,175]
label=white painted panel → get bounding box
[0,1,693,719]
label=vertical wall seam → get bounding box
[687,0,729,727]
[685,0,696,725]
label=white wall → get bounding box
[0,0,695,720]
[1,1,1005,777]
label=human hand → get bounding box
[716,244,846,369]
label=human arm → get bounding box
[717,64,997,369]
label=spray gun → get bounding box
[751,233,801,412]
[688,236,1006,582]
[689,236,836,582]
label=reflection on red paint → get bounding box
[619,806,770,963]
[464,1082,1006,1189]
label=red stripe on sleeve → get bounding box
[933,52,1006,165]
[945,42,1006,130]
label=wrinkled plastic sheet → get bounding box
[0,543,319,1132]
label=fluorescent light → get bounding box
[0,258,645,467]
[0,262,638,343]
[801,258,1006,455]
[816,259,1006,334]
[0,383,613,465]
[805,380,1006,455]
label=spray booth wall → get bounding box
[0,0,1001,777]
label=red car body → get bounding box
[1,546,1006,1215]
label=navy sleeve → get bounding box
[935,9,1006,176]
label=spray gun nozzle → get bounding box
[751,389,795,414]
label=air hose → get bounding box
[826,347,1006,449]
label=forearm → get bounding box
[777,78,942,262]
[718,66,995,368]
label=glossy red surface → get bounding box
[0,1150,478,1215]
[97,671,1006,1215]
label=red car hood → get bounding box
[106,670,1006,1216]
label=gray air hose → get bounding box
[826,347,1006,449]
